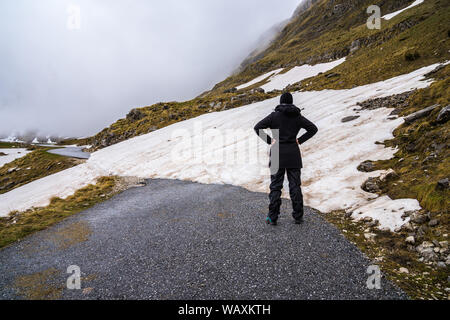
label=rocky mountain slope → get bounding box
[75,0,449,152]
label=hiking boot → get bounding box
[294,218,304,224]
[266,217,277,226]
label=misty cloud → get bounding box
[0,0,299,138]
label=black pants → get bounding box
[268,168,304,222]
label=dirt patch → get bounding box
[13,268,64,300]
[50,221,92,250]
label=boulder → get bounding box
[436,105,450,123]
[364,233,376,241]
[358,160,375,172]
[428,219,440,227]
[410,212,428,224]
[404,104,439,124]
[405,236,415,244]
[399,267,409,274]
[416,241,438,262]
[251,87,265,94]
[349,39,360,53]
[126,108,145,122]
[361,177,380,193]
[437,178,449,190]
[341,115,360,123]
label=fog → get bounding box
[0,0,300,138]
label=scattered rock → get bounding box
[416,225,428,238]
[429,219,440,227]
[380,169,398,181]
[0,152,6,156]
[357,91,412,111]
[341,115,360,123]
[361,177,381,193]
[405,236,415,245]
[437,178,449,190]
[223,87,237,94]
[399,267,409,274]
[404,104,440,124]
[416,242,438,262]
[252,87,265,94]
[432,240,441,247]
[410,212,428,224]
[7,167,17,174]
[147,126,158,133]
[357,160,375,172]
[364,233,376,241]
[389,108,402,116]
[349,39,360,53]
[367,220,379,227]
[436,105,450,123]
[325,72,340,78]
[126,108,145,122]
[436,262,446,268]
[402,222,414,232]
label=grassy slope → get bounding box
[376,67,449,214]
[0,176,118,249]
[210,0,440,92]
[0,146,81,194]
[304,0,450,90]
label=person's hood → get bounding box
[275,104,301,117]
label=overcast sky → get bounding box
[0,0,300,138]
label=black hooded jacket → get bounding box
[254,104,318,168]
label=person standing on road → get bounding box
[254,92,318,226]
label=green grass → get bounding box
[0,142,28,149]
[0,147,81,194]
[0,176,119,249]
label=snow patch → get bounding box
[382,0,424,20]
[236,68,283,90]
[0,149,31,168]
[0,63,442,231]
[260,58,346,92]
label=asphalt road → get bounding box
[0,179,406,300]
